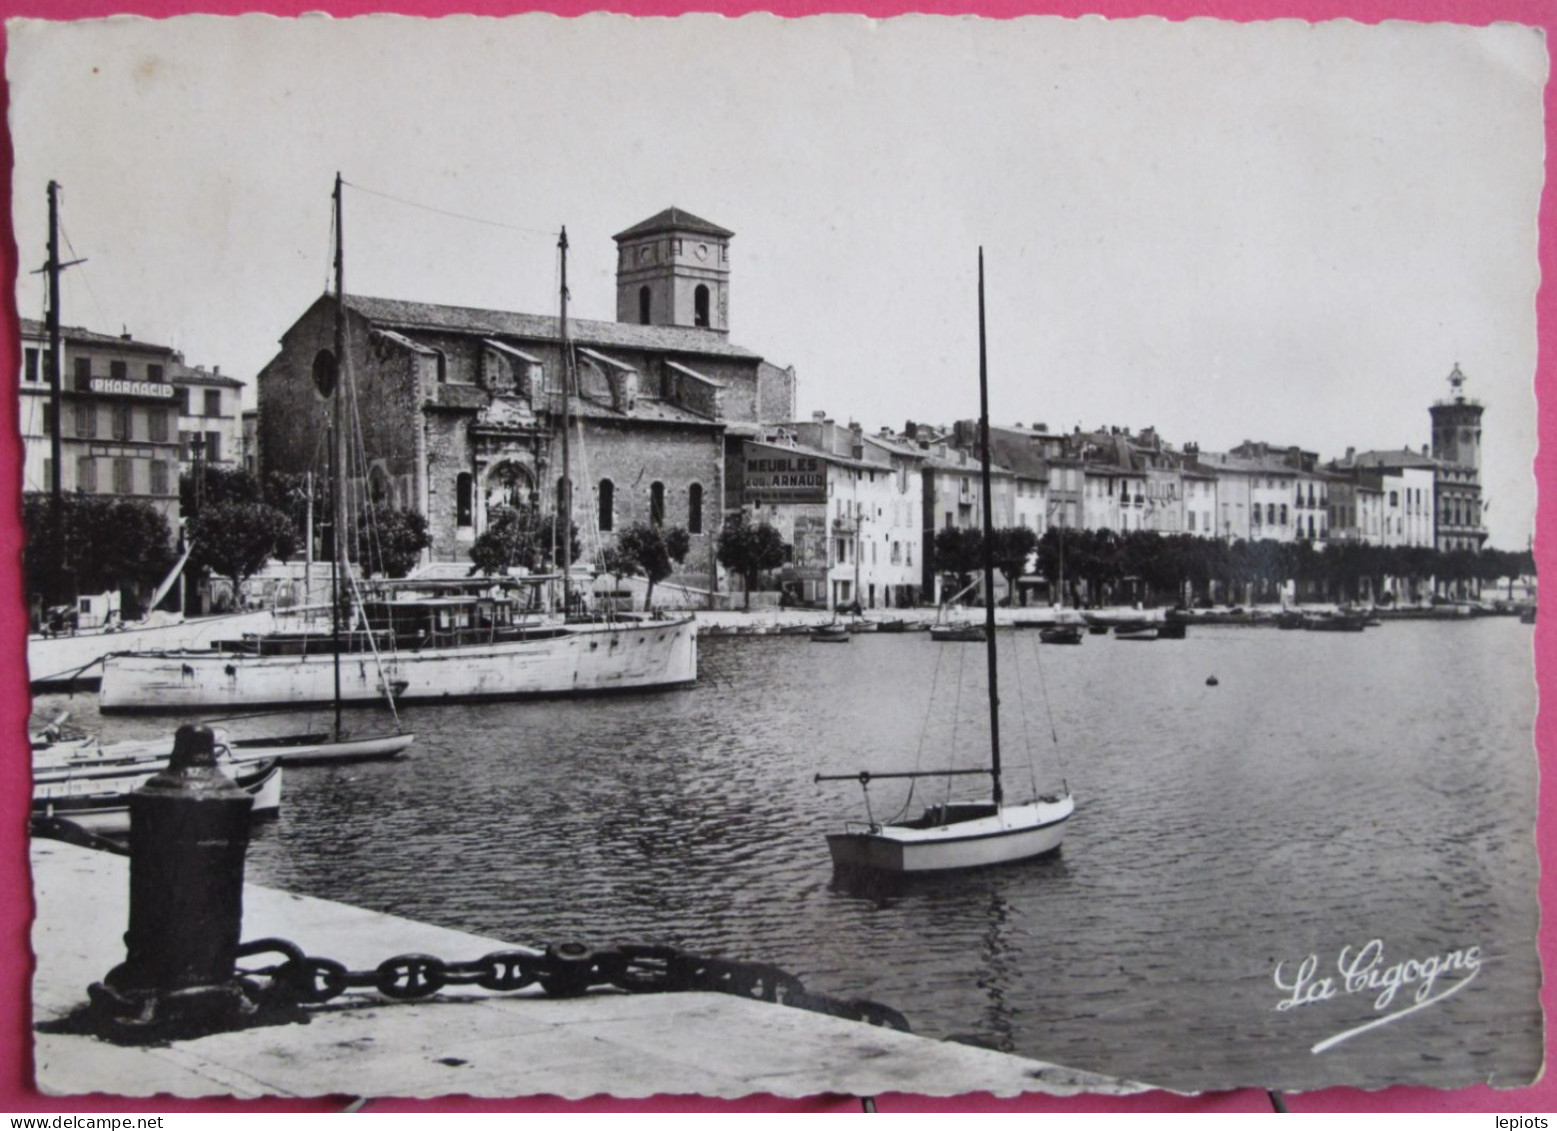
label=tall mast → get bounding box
[977,249,1003,806]
[330,173,346,736]
[46,181,64,604]
[557,227,572,613]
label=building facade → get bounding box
[172,364,245,472]
[18,319,182,536]
[1429,363,1488,553]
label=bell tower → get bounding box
[614,207,733,332]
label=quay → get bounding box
[31,839,1140,1100]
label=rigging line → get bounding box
[58,222,110,337]
[1019,632,1041,799]
[947,634,968,805]
[342,180,559,239]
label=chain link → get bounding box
[234,937,909,1031]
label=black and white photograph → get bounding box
[10,12,1545,1102]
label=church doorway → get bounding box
[483,461,535,529]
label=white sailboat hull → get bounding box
[230,731,416,766]
[826,794,1074,874]
[98,617,699,713]
[29,609,279,690]
[32,760,283,835]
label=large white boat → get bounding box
[98,590,697,713]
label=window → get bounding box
[1279,504,1288,526]
[456,473,473,528]
[42,404,54,436]
[694,285,710,328]
[177,387,192,415]
[1188,511,1196,532]
[150,460,168,496]
[434,349,448,385]
[599,479,614,532]
[24,348,37,382]
[204,432,221,462]
[204,390,221,417]
[76,456,97,493]
[688,483,703,534]
[638,286,651,325]
[112,404,131,441]
[113,458,133,494]
[148,409,168,443]
[1389,491,1399,507]
[74,357,92,391]
[42,458,52,489]
[147,363,164,384]
[110,360,128,381]
[650,481,665,527]
[75,402,96,438]
[42,350,53,383]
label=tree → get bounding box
[933,526,984,599]
[354,505,431,578]
[988,526,1039,604]
[23,492,175,606]
[468,505,579,577]
[181,465,261,522]
[613,522,692,609]
[716,513,790,609]
[188,500,299,595]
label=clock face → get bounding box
[695,243,709,261]
[639,246,654,263]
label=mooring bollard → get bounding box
[88,724,257,1035]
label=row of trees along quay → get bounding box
[22,481,1536,619]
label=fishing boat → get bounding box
[1038,625,1083,645]
[33,753,282,836]
[929,622,986,643]
[815,251,1074,874]
[1156,620,1187,640]
[872,618,910,633]
[811,622,851,643]
[97,184,695,715]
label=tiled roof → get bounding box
[172,369,244,389]
[1349,449,1440,471]
[19,317,177,355]
[573,396,721,428]
[343,294,760,361]
[613,208,734,242]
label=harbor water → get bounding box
[36,617,1542,1093]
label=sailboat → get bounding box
[816,251,1075,874]
[98,184,696,714]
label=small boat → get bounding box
[32,756,283,836]
[816,250,1074,875]
[1274,610,1306,630]
[873,618,910,634]
[929,623,986,643]
[846,618,880,634]
[810,623,851,643]
[229,729,416,767]
[1113,622,1159,641]
[1156,621,1187,640]
[1303,612,1367,633]
[1086,623,1110,636]
[1038,625,1083,645]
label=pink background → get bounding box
[0,0,1549,1114]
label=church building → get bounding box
[256,208,796,594]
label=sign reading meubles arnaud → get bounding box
[742,441,827,505]
[90,377,175,399]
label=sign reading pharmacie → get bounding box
[742,441,827,505]
[89,377,175,399]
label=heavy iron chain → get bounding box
[233,938,911,1031]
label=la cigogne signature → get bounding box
[1272,938,1482,1054]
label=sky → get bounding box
[7,14,1546,548]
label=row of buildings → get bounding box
[17,206,1490,611]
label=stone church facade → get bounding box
[256,208,796,593]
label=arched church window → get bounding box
[639,287,651,325]
[456,473,473,529]
[688,483,703,534]
[694,286,710,328]
[599,479,615,532]
[650,481,665,527]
